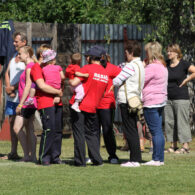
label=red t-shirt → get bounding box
[65,64,81,79]
[30,63,55,110]
[97,63,121,109]
[69,64,109,113]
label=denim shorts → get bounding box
[5,101,19,116]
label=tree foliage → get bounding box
[0,0,194,60]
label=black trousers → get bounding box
[96,108,117,160]
[120,103,142,162]
[70,106,102,166]
[39,106,63,164]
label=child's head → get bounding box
[42,49,57,65]
[18,46,38,63]
[71,53,81,65]
[36,44,51,62]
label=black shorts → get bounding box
[21,108,36,119]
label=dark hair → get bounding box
[125,40,141,57]
[71,53,81,65]
[89,55,107,68]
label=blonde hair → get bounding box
[145,41,166,66]
[36,44,51,60]
[19,46,38,63]
[167,44,183,60]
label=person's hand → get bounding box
[5,86,14,95]
[179,78,188,87]
[9,92,16,98]
[16,104,22,114]
[58,89,63,97]
[53,97,60,104]
[108,85,114,93]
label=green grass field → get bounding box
[0,135,195,195]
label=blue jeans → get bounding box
[144,107,165,162]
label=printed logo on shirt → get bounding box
[93,73,108,83]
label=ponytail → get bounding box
[100,54,107,68]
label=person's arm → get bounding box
[69,77,81,87]
[60,70,65,80]
[75,71,89,78]
[179,65,195,87]
[113,63,135,86]
[35,78,62,96]
[5,61,14,94]
[19,69,32,106]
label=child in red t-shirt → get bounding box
[65,53,88,112]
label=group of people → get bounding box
[1,31,195,167]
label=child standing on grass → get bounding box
[65,53,89,112]
[30,47,64,165]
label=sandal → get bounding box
[164,147,178,153]
[175,147,190,154]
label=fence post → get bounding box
[27,22,32,46]
[52,22,57,51]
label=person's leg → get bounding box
[25,115,37,162]
[39,107,55,165]
[51,106,63,163]
[13,115,30,160]
[164,100,178,151]
[174,100,192,152]
[144,107,165,162]
[120,103,141,162]
[9,115,18,155]
[84,112,103,165]
[70,106,86,166]
[98,108,118,161]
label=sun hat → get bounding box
[42,49,57,63]
[84,45,106,57]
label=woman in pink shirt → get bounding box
[13,46,37,162]
[142,42,168,166]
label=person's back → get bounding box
[142,60,168,107]
[42,64,62,89]
[77,63,109,113]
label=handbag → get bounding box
[124,62,143,120]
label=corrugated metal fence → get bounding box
[81,24,153,66]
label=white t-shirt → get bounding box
[6,56,25,103]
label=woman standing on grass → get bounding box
[30,47,63,166]
[142,41,168,166]
[69,46,109,167]
[112,40,145,167]
[164,44,195,154]
[13,46,37,162]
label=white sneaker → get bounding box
[120,161,140,167]
[110,158,118,164]
[85,158,91,164]
[142,160,161,166]
[160,162,164,166]
[71,104,81,112]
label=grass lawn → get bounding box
[0,135,195,195]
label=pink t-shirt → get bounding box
[42,64,62,89]
[18,62,37,108]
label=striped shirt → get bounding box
[113,62,135,86]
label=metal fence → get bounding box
[81,24,153,66]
